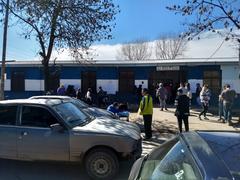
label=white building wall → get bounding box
[221,65,240,93]
[60,79,81,89]
[4,79,11,91]
[135,80,148,89]
[25,80,44,91]
[188,79,203,93]
[97,79,118,94]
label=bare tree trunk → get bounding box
[0,0,10,100]
[43,60,50,93]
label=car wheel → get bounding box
[85,147,119,180]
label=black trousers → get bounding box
[177,115,189,133]
[143,115,152,138]
[199,103,208,117]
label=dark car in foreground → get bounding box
[29,95,119,119]
[0,99,142,180]
[129,131,240,180]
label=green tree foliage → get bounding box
[167,0,240,40]
[2,0,119,91]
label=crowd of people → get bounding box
[55,82,237,137]
[56,84,108,107]
[136,82,237,138]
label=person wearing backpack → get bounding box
[138,88,153,140]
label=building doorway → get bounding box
[48,73,60,93]
[148,70,187,103]
[119,71,134,94]
[203,70,221,95]
[81,71,96,94]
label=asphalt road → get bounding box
[0,133,168,180]
[0,158,135,180]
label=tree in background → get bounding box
[155,34,187,59]
[1,0,119,92]
[117,39,152,60]
[167,0,240,40]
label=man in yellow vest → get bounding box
[138,88,153,140]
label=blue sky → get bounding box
[0,0,188,60]
[102,0,186,44]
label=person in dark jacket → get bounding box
[175,89,190,133]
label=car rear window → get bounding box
[199,132,240,179]
[0,106,17,125]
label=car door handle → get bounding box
[21,132,28,136]
[18,131,28,140]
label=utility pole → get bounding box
[0,0,10,100]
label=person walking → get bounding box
[220,84,237,125]
[156,83,168,111]
[138,88,153,140]
[199,84,211,120]
[174,89,190,133]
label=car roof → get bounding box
[29,95,72,100]
[182,131,238,179]
[0,98,63,106]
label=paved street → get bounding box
[1,108,239,180]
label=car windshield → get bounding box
[72,98,89,108]
[138,137,202,180]
[53,102,90,128]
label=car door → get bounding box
[0,105,18,159]
[17,105,69,161]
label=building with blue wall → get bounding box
[1,58,240,106]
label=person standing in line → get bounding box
[97,86,105,107]
[85,88,93,105]
[185,82,192,106]
[57,84,66,95]
[218,85,226,121]
[156,83,168,111]
[66,85,76,97]
[138,88,153,140]
[221,84,237,125]
[199,84,211,120]
[195,83,202,106]
[174,89,190,133]
[76,88,83,100]
[136,84,143,104]
[178,82,188,95]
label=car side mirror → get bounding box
[50,123,64,132]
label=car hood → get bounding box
[72,118,141,140]
[83,107,118,119]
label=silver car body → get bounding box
[0,99,142,162]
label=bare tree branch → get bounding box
[167,0,240,40]
[117,39,152,61]
[155,34,187,60]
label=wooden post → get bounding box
[0,0,10,100]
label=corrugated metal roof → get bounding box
[2,57,239,67]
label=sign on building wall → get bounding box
[156,66,180,71]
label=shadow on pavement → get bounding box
[0,158,133,180]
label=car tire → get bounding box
[85,147,119,180]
